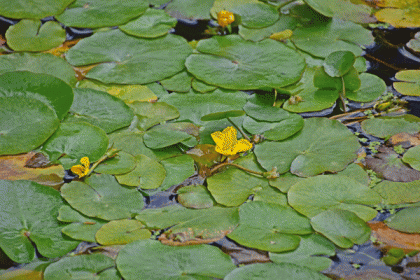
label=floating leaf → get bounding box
[372,179,420,205]
[402,145,420,171]
[291,18,374,58]
[407,32,420,53]
[346,73,387,102]
[120,8,177,38]
[0,0,74,19]
[323,51,355,77]
[57,205,106,243]
[254,118,360,177]
[253,186,288,206]
[201,110,245,122]
[177,185,215,209]
[210,0,259,19]
[143,123,195,149]
[0,96,59,156]
[239,15,298,42]
[269,234,335,271]
[185,35,305,90]
[0,52,77,86]
[117,240,236,280]
[41,121,108,169]
[231,3,279,29]
[393,70,420,96]
[0,180,79,263]
[361,115,420,139]
[165,0,214,20]
[129,101,179,131]
[160,155,196,190]
[288,175,381,221]
[61,174,144,220]
[386,207,420,233]
[228,201,312,252]
[65,88,134,133]
[44,254,118,280]
[160,70,192,93]
[310,209,371,248]
[94,151,137,175]
[269,172,305,193]
[374,0,420,28]
[95,219,150,245]
[66,30,192,84]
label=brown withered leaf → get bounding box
[387,132,420,148]
[365,146,420,182]
[0,152,64,187]
[369,221,420,251]
[73,64,97,81]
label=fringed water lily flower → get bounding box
[71,157,90,178]
[211,126,252,156]
[217,10,235,28]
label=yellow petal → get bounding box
[233,139,253,154]
[71,165,84,177]
[80,157,90,168]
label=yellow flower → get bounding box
[71,157,90,178]
[217,10,235,28]
[211,126,252,156]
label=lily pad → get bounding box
[269,234,335,271]
[224,262,330,280]
[177,185,215,209]
[291,18,374,58]
[44,254,117,280]
[61,174,144,220]
[313,66,361,91]
[207,154,269,206]
[56,0,148,28]
[393,70,420,96]
[239,15,298,42]
[346,73,387,102]
[160,70,192,93]
[323,51,355,77]
[66,30,192,84]
[0,71,73,120]
[288,175,381,221]
[231,3,279,29]
[143,123,195,149]
[0,52,77,86]
[185,35,305,90]
[115,154,166,189]
[254,118,360,177]
[191,78,218,93]
[129,101,180,131]
[402,145,420,171]
[227,201,312,252]
[0,0,74,19]
[120,8,177,38]
[253,185,288,206]
[5,20,65,52]
[94,151,137,175]
[374,0,420,28]
[0,96,59,155]
[269,172,305,193]
[160,155,196,190]
[0,180,79,263]
[210,0,259,19]
[386,207,420,233]
[201,110,245,122]
[372,179,420,205]
[361,115,420,139]
[116,239,236,280]
[57,205,107,243]
[160,89,248,125]
[65,88,134,133]
[165,0,214,20]
[95,219,150,245]
[41,121,108,169]
[407,32,420,53]
[243,100,290,122]
[310,209,371,248]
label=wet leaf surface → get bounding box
[393,70,420,96]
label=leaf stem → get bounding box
[87,147,119,176]
[210,162,263,176]
[227,117,251,142]
[340,77,348,112]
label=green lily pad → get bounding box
[269,234,335,271]
[160,155,196,190]
[116,154,166,189]
[65,88,133,133]
[94,151,137,175]
[116,239,236,280]
[77,79,158,103]
[254,118,360,177]
[0,0,74,19]
[372,180,420,205]
[253,185,288,206]
[165,0,214,20]
[160,70,192,93]
[161,89,248,125]
[56,0,148,28]
[407,32,420,53]
[120,8,177,38]
[374,0,420,28]
[143,123,194,149]
[66,30,192,84]
[231,3,279,29]
[207,154,269,206]
[95,219,151,245]
[129,101,180,131]
[185,35,305,90]
[228,201,312,252]
[0,52,77,86]
[41,121,108,169]
[0,180,79,263]
[402,145,420,171]
[269,172,305,193]
[224,262,330,280]
[5,20,65,52]
[201,110,245,121]
[304,0,375,23]
[57,205,107,243]
[288,175,381,221]
[323,51,355,77]
[310,209,371,248]
[61,174,144,220]
[177,185,215,209]
[386,207,420,233]
[346,73,387,102]
[291,18,374,58]
[361,115,420,139]
[0,96,59,156]
[239,15,298,42]
[44,254,117,280]
[243,101,290,122]
[0,71,73,120]
[313,66,361,91]
[210,0,259,19]
[191,78,217,93]
[393,70,420,96]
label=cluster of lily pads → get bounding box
[1,0,420,279]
